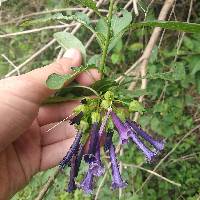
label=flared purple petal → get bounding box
[66,156,77,193]
[70,111,84,125]
[84,122,99,163]
[125,124,156,162]
[111,112,130,144]
[79,169,94,194]
[126,120,164,151]
[59,132,82,169]
[108,138,127,189]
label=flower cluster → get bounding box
[59,103,164,194]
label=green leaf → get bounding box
[130,21,200,33]
[96,18,108,38]
[111,53,120,64]
[192,65,200,75]
[71,65,97,73]
[88,54,101,66]
[173,62,186,80]
[46,65,96,90]
[183,36,194,50]
[43,96,82,104]
[111,10,132,36]
[128,42,143,52]
[46,73,73,90]
[54,32,86,63]
[0,63,9,77]
[116,88,149,99]
[74,0,100,16]
[107,10,132,52]
[186,55,200,75]
[108,28,126,52]
[22,13,104,48]
[196,73,200,94]
[74,12,90,25]
[91,78,118,93]
[21,13,74,26]
[149,46,158,64]
[147,71,175,81]
[129,100,145,114]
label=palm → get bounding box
[0,113,75,199]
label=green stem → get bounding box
[68,85,100,97]
[100,0,114,73]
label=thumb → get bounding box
[22,48,82,103]
[0,48,82,104]
[0,49,81,151]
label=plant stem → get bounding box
[100,0,114,73]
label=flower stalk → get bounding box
[100,0,114,73]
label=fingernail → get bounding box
[63,48,79,59]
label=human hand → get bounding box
[0,49,100,200]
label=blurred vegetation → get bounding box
[0,0,200,199]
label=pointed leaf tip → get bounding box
[46,73,72,90]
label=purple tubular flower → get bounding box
[70,111,84,125]
[98,108,112,137]
[104,129,114,152]
[79,169,94,194]
[111,112,130,144]
[125,122,156,162]
[74,144,84,178]
[59,132,82,169]
[89,138,105,176]
[108,139,127,190]
[66,156,77,193]
[84,122,99,163]
[126,120,164,151]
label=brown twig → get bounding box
[123,163,181,187]
[137,124,200,193]
[158,0,177,49]
[174,0,193,62]
[0,8,108,26]
[133,0,175,121]
[1,54,20,75]
[35,167,60,200]
[5,0,105,77]
[0,24,75,38]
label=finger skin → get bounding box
[40,121,76,146]
[0,54,81,152]
[38,101,79,126]
[40,138,75,170]
[76,69,101,86]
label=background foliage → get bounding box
[0,0,200,199]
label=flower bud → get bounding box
[91,112,101,123]
[74,105,86,113]
[104,91,114,101]
[79,120,89,132]
[101,99,112,109]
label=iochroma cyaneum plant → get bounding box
[23,0,200,194]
